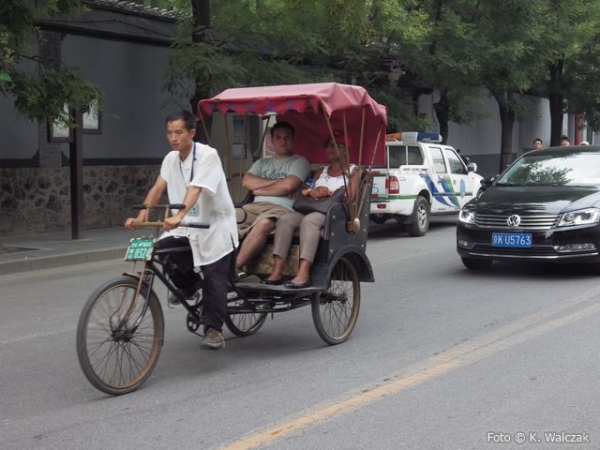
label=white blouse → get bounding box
[314,164,356,191]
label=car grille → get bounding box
[471,244,559,257]
[469,244,598,258]
[475,213,559,230]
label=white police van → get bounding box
[370,132,483,236]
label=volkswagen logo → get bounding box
[507,214,521,227]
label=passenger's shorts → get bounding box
[236,202,291,238]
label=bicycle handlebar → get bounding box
[130,204,210,229]
[133,204,186,210]
[180,222,210,229]
[131,221,210,229]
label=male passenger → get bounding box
[560,135,571,146]
[125,110,237,350]
[533,138,543,150]
[235,121,310,271]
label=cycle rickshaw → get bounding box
[76,83,387,395]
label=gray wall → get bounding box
[0,30,191,235]
[0,95,38,160]
[0,35,187,163]
[61,34,185,160]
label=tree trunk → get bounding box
[548,91,564,147]
[492,91,516,172]
[547,60,565,147]
[191,0,210,42]
[433,90,450,144]
[190,0,211,143]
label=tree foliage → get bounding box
[162,0,428,130]
[475,0,546,169]
[0,0,101,124]
[8,0,600,153]
[536,0,600,145]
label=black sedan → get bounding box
[457,146,600,270]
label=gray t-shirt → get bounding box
[248,154,310,208]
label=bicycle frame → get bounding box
[122,204,211,332]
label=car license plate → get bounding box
[491,232,532,248]
[124,238,155,261]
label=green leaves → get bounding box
[2,0,99,123]
[5,0,600,140]
[10,63,102,124]
[163,0,421,132]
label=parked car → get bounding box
[457,146,600,270]
[371,132,483,236]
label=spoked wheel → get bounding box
[224,292,268,337]
[312,258,361,345]
[76,277,164,395]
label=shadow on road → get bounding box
[448,259,600,281]
[368,217,457,240]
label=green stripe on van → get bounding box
[373,195,418,201]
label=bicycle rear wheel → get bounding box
[224,293,268,337]
[76,277,164,395]
[312,258,361,345]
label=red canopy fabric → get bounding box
[198,83,387,166]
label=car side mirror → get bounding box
[479,177,494,193]
[467,162,477,172]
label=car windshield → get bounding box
[496,150,600,186]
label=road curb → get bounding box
[0,247,127,275]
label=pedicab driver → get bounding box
[125,110,238,350]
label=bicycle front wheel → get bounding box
[76,276,164,395]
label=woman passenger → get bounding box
[261,137,360,288]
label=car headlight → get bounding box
[558,208,600,227]
[459,208,476,224]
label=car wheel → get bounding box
[407,196,430,237]
[461,257,493,270]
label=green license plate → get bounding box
[124,238,155,261]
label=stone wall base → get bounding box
[0,165,160,236]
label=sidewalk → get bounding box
[0,227,137,275]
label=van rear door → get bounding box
[371,168,388,200]
[372,143,404,200]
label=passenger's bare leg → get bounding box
[236,219,275,269]
[267,256,286,282]
[290,259,312,285]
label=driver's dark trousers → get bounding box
[200,251,233,333]
[157,236,232,333]
[156,236,200,294]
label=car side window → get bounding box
[444,148,467,175]
[387,145,405,167]
[429,147,447,173]
[407,146,424,165]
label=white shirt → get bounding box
[247,154,310,208]
[314,164,356,191]
[160,143,238,267]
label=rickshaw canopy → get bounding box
[198,82,387,166]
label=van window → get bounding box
[429,147,447,173]
[443,148,467,174]
[388,146,424,167]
